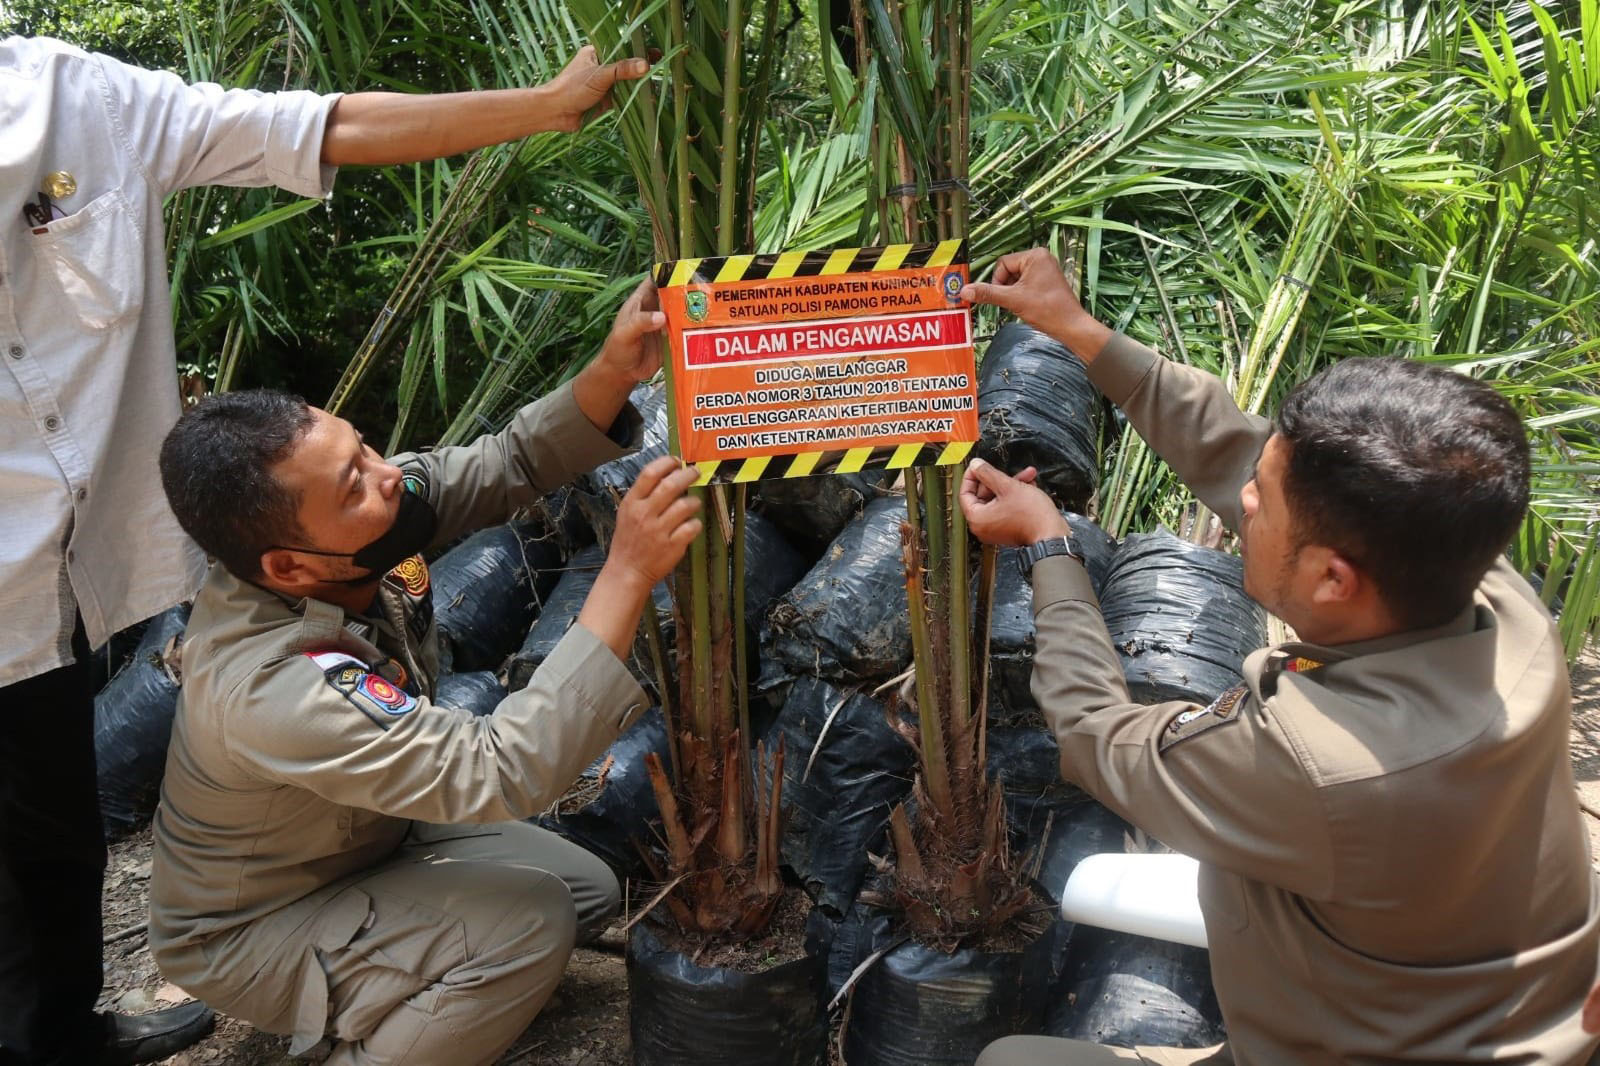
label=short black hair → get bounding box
[159,390,316,579]
[1274,358,1529,630]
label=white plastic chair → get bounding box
[1059,852,1209,949]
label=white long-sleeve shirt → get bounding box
[0,36,340,684]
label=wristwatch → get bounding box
[1017,535,1084,578]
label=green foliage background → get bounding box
[3,0,1596,654]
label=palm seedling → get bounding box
[568,0,793,944]
[846,0,1038,947]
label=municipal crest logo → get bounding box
[942,271,964,302]
[685,290,710,323]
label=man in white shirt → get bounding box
[0,36,648,1066]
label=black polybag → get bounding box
[1031,799,1137,902]
[433,671,507,717]
[842,918,1072,1066]
[535,709,669,879]
[1098,530,1267,705]
[87,618,151,693]
[628,917,832,1066]
[94,605,190,839]
[578,384,670,532]
[646,511,808,658]
[431,519,561,672]
[1046,926,1224,1048]
[1032,802,1225,1049]
[750,470,892,557]
[986,726,1087,842]
[987,512,1117,725]
[765,494,911,682]
[506,511,804,694]
[761,677,915,914]
[975,322,1101,513]
[504,545,612,691]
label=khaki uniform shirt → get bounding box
[1033,335,1599,1064]
[149,382,648,989]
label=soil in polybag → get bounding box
[95,604,191,840]
[761,676,915,915]
[987,726,1089,843]
[987,512,1117,726]
[1046,925,1224,1048]
[431,518,561,672]
[577,383,670,535]
[535,708,668,879]
[628,904,832,1066]
[1098,529,1267,705]
[765,493,912,682]
[975,322,1101,513]
[750,469,892,558]
[842,914,1072,1066]
[434,671,506,717]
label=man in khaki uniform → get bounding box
[146,283,704,1066]
[959,248,1598,1065]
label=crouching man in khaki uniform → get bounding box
[960,249,1598,1065]
[146,283,702,1066]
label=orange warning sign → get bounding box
[652,241,978,483]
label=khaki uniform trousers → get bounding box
[199,821,618,1066]
[977,1038,1232,1066]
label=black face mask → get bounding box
[272,488,438,586]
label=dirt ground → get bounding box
[100,649,1600,1065]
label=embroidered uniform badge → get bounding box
[304,649,420,728]
[1159,683,1248,752]
[390,554,430,598]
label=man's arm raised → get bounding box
[321,46,649,165]
[963,247,1269,533]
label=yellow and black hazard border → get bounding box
[655,239,975,486]
[652,238,968,290]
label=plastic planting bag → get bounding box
[506,545,612,692]
[761,676,915,914]
[1098,530,1267,705]
[987,513,1117,725]
[750,469,892,557]
[976,322,1101,514]
[433,671,507,717]
[536,709,669,879]
[87,618,151,694]
[986,726,1087,842]
[1032,800,1137,901]
[507,513,804,695]
[431,519,561,672]
[843,917,1072,1066]
[1032,802,1224,1048]
[94,604,190,839]
[1046,926,1224,1048]
[765,494,912,682]
[579,384,671,532]
[629,917,832,1066]
[646,510,808,657]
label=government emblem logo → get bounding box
[685,290,710,323]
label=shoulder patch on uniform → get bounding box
[388,554,431,598]
[1159,684,1248,752]
[400,467,430,499]
[305,649,419,728]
